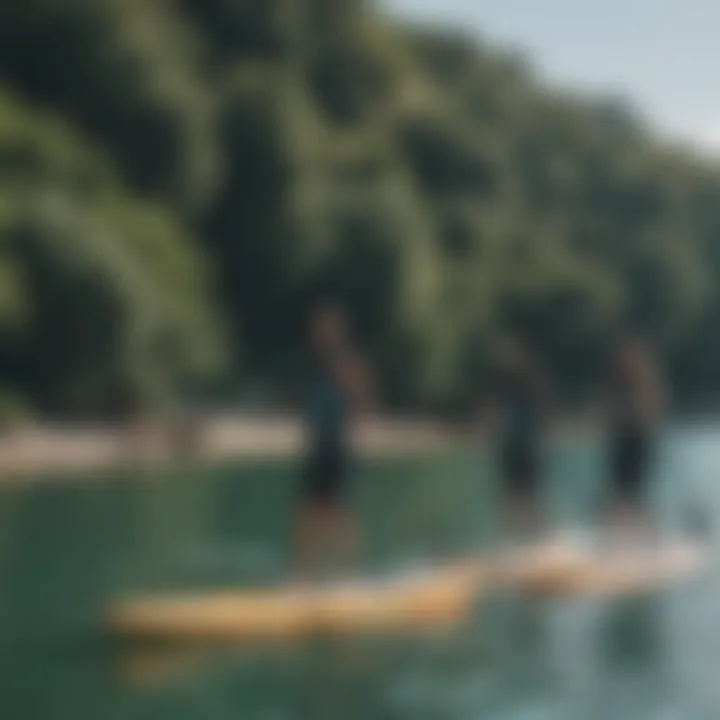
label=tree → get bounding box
[0,91,224,417]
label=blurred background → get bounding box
[2,0,720,718]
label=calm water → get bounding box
[1,428,719,719]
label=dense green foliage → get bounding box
[0,89,222,417]
[1,0,720,416]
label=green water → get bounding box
[0,431,717,719]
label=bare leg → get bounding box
[606,499,658,550]
[508,490,544,544]
[294,504,329,581]
[294,503,359,582]
[329,507,360,578]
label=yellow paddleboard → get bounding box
[108,560,484,641]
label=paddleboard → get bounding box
[108,560,483,641]
[511,534,711,598]
[108,535,710,641]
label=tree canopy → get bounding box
[1,0,720,417]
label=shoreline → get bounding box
[0,413,606,483]
[0,415,460,482]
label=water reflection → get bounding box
[1,434,719,719]
[599,599,665,718]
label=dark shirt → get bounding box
[607,374,656,434]
[498,370,545,446]
[307,365,347,448]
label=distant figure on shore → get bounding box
[295,302,373,580]
[604,337,666,535]
[490,341,551,540]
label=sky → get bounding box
[381,0,720,151]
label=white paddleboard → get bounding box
[502,531,711,598]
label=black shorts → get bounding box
[302,442,350,505]
[610,429,652,503]
[500,438,541,498]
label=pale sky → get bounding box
[381,0,720,150]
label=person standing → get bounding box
[604,337,665,536]
[294,302,373,580]
[491,341,551,539]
